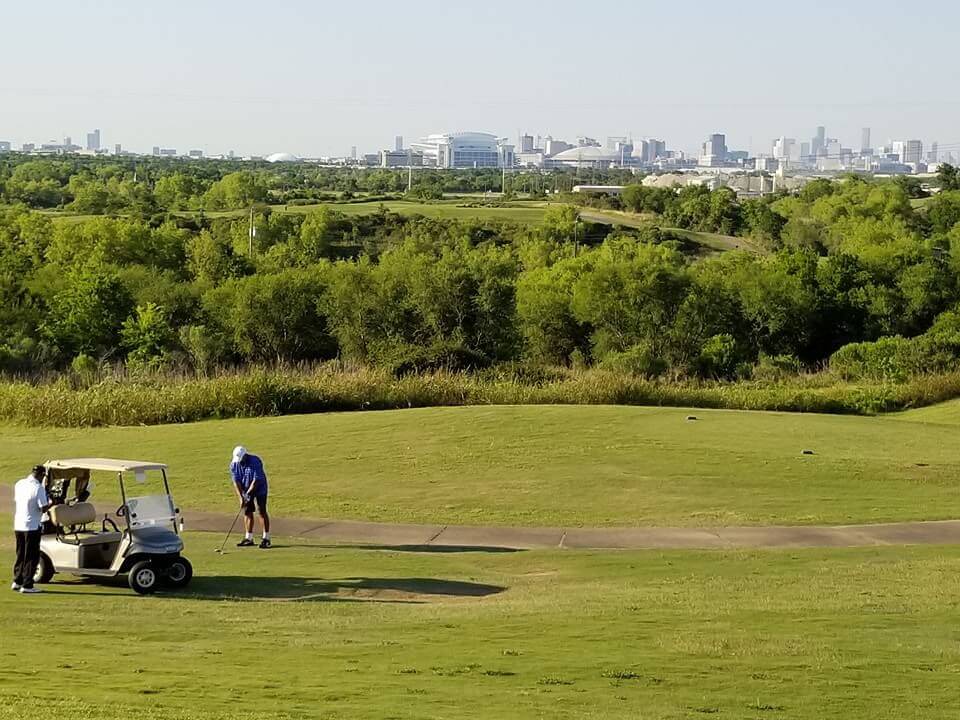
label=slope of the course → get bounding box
[888,397,960,425]
[2,405,956,527]
[3,535,959,720]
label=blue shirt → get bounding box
[230,454,268,497]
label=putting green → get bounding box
[2,535,958,719]
[1,405,958,527]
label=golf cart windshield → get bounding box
[123,469,176,529]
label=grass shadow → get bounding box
[181,575,507,603]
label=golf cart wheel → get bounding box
[34,553,55,585]
[128,561,159,595]
[163,557,193,589]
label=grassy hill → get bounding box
[889,397,960,425]
[1,534,957,720]
[3,405,957,527]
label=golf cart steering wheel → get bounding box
[115,504,128,519]
[102,516,120,533]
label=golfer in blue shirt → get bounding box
[230,446,271,548]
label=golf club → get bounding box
[214,506,244,554]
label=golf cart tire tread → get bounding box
[35,553,55,584]
[127,560,159,595]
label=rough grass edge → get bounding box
[2,368,960,428]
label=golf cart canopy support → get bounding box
[45,459,168,473]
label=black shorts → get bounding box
[243,494,268,514]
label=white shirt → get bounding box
[13,474,49,532]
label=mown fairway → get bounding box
[2,405,957,527]
[2,535,958,720]
[195,199,550,224]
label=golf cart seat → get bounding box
[49,502,123,545]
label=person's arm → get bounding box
[230,465,246,503]
[37,486,53,513]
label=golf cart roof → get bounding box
[46,458,168,473]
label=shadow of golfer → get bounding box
[269,543,523,554]
[182,576,507,603]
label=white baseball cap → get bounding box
[232,446,247,463]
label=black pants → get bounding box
[13,530,41,589]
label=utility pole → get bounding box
[248,206,255,256]
[407,149,413,194]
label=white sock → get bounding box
[245,532,253,540]
[262,532,270,540]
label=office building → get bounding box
[114,143,122,155]
[773,137,797,161]
[159,148,177,157]
[410,132,514,168]
[22,143,35,152]
[902,139,923,165]
[380,149,423,168]
[86,129,101,151]
[811,126,826,157]
[544,137,573,156]
[700,133,727,166]
[350,146,357,160]
[800,142,811,161]
[518,134,534,153]
[395,135,403,152]
[152,146,160,156]
[929,142,939,163]
[0,141,10,153]
[861,128,871,153]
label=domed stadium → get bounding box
[549,145,618,169]
[265,152,299,163]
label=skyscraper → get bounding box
[86,129,101,151]
[903,140,923,165]
[395,135,403,152]
[860,128,871,153]
[518,134,534,153]
[773,137,796,160]
[811,126,826,157]
[700,133,727,165]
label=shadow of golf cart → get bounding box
[38,458,192,595]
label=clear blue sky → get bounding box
[2,0,958,157]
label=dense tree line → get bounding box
[4,159,960,383]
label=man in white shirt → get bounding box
[13,465,51,594]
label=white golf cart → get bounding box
[38,458,192,595]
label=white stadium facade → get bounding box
[410,132,515,169]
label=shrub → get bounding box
[696,334,739,379]
[830,335,960,382]
[599,344,667,378]
[752,354,804,382]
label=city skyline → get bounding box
[2,1,959,158]
[2,121,950,167]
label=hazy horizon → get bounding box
[2,0,958,158]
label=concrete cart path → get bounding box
[3,488,960,550]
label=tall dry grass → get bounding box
[2,366,960,428]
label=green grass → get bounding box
[2,535,959,719]
[890,397,960,425]
[196,200,549,224]
[577,209,763,254]
[2,405,958,527]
